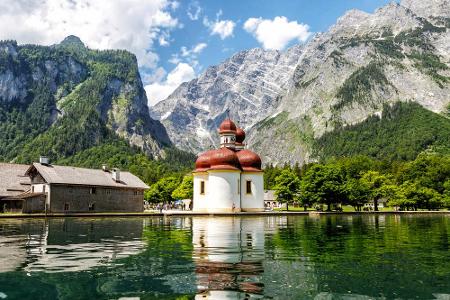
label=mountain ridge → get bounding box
[0,37,171,163]
[152,0,450,164]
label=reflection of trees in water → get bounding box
[0,215,449,299]
[267,214,450,299]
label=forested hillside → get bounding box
[0,36,194,184]
[314,102,450,161]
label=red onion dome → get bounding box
[194,150,214,172]
[208,147,241,171]
[218,118,237,134]
[236,149,262,172]
[235,127,246,144]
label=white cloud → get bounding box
[170,1,180,10]
[0,0,179,68]
[243,16,312,50]
[145,63,196,106]
[211,20,235,39]
[192,42,207,54]
[203,11,235,40]
[158,31,171,46]
[187,1,202,20]
[168,54,182,65]
[180,42,207,58]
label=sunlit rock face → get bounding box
[152,0,450,165]
[151,45,304,153]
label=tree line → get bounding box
[144,152,450,212]
[269,153,450,211]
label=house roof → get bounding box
[0,163,31,198]
[264,190,278,201]
[27,163,149,189]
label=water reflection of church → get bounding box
[192,217,267,298]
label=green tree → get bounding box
[273,169,301,211]
[299,164,346,211]
[171,175,193,200]
[342,178,370,211]
[391,181,443,210]
[145,176,181,203]
[396,153,450,193]
[360,171,393,211]
[443,180,450,209]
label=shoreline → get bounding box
[0,210,449,218]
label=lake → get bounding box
[0,214,449,299]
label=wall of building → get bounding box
[240,173,264,212]
[22,196,46,213]
[48,185,144,213]
[193,173,209,212]
[206,171,241,213]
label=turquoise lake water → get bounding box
[0,214,449,299]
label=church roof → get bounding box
[194,119,262,173]
[218,118,237,134]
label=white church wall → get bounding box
[206,171,241,213]
[193,173,209,212]
[240,172,264,212]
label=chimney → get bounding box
[112,168,120,182]
[102,164,109,172]
[39,156,49,165]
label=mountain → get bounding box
[150,45,304,152]
[152,0,450,164]
[0,35,171,164]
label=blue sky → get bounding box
[0,0,395,106]
[155,0,393,75]
[145,0,395,105]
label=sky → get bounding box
[0,0,394,107]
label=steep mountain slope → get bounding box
[250,0,449,164]
[153,0,449,164]
[0,36,171,163]
[151,45,304,152]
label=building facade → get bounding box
[192,119,264,213]
[24,161,148,213]
[0,163,30,213]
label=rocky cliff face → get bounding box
[0,36,170,162]
[152,0,450,164]
[150,45,304,152]
[250,0,449,164]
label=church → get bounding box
[192,118,264,213]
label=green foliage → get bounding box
[172,175,193,200]
[299,163,346,211]
[334,62,390,110]
[315,102,450,162]
[273,169,301,210]
[269,151,450,211]
[408,51,449,87]
[390,182,443,210]
[359,170,394,211]
[395,152,450,193]
[0,38,194,186]
[145,176,181,203]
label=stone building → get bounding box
[192,119,264,213]
[22,159,148,213]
